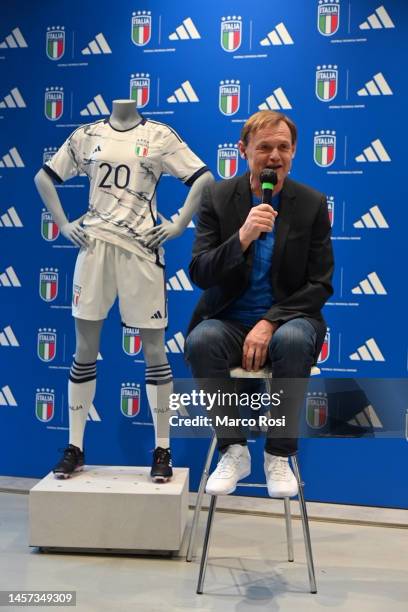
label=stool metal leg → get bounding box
[196,494,217,594]
[187,433,217,562]
[291,456,317,594]
[283,497,294,562]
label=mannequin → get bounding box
[34,99,213,481]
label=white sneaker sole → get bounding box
[53,465,84,479]
[205,466,251,496]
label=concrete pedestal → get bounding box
[29,466,189,553]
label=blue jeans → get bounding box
[185,318,317,456]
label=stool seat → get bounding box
[229,365,321,378]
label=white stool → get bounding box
[187,366,319,595]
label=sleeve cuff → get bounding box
[184,166,210,187]
[42,164,64,185]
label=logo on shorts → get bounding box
[120,383,141,417]
[317,0,340,36]
[217,144,239,179]
[37,328,57,362]
[131,11,152,46]
[317,328,330,364]
[72,284,81,307]
[314,131,336,167]
[35,388,55,422]
[219,80,240,116]
[306,392,328,429]
[41,210,59,241]
[315,65,338,101]
[221,16,242,52]
[122,326,143,356]
[44,87,64,121]
[39,268,58,302]
[46,26,65,60]
[130,73,150,108]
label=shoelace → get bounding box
[267,457,290,481]
[215,453,240,477]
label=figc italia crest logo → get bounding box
[317,0,340,36]
[122,326,143,356]
[221,16,242,52]
[314,131,336,167]
[120,383,141,417]
[130,73,150,108]
[317,328,330,364]
[35,388,55,422]
[131,11,151,46]
[219,80,240,116]
[217,144,239,179]
[44,87,64,121]
[315,65,338,101]
[46,27,65,60]
[39,268,58,302]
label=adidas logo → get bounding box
[355,139,390,163]
[0,385,17,406]
[351,272,387,295]
[354,205,388,229]
[150,310,163,320]
[169,17,201,40]
[0,325,19,347]
[349,337,385,362]
[170,210,195,227]
[87,404,101,421]
[260,23,294,46]
[165,331,185,354]
[167,81,199,103]
[90,145,102,156]
[0,147,24,168]
[348,405,383,429]
[258,87,292,111]
[0,266,21,287]
[82,32,112,55]
[0,27,28,48]
[0,206,23,227]
[80,94,109,116]
[359,5,394,30]
[166,269,193,291]
[0,87,26,108]
[357,72,392,96]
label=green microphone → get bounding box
[259,168,277,239]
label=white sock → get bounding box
[145,364,173,448]
[68,360,97,451]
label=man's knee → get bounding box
[185,320,225,365]
[269,319,316,361]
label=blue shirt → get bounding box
[222,193,280,327]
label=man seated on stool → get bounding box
[185,110,334,497]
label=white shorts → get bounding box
[72,237,167,328]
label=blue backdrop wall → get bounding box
[0,0,407,508]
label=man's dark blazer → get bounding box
[187,172,334,361]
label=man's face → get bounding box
[239,121,296,196]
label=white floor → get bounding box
[1,491,407,612]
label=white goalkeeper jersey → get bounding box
[43,117,208,265]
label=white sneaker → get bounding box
[205,444,251,495]
[264,452,298,498]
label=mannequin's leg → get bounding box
[140,328,172,449]
[68,318,104,450]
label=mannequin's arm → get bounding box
[144,171,214,249]
[34,169,88,247]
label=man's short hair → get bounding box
[240,110,297,147]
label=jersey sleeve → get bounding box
[161,128,209,186]
[42,128,84,184]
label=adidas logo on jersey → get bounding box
[86,404,101,421]
[258,87,292,111]
[0,385,17,406]
[165,332,185,354]
[167,81,199,103]
[353,205,389,229]
[0,27,28,48]
[82,32,112,55]
[0,87,26,108]
[0,147,24,168]
[357,72,392,96]
[359,5,394,30]
[349,337,385,362]
[169,17,201,40]
[80,94,109,116]
[166,269,193,291]
[351,272,387,295]
[0,266,21,287]
[0,206,23,227]
[151,310,163,320]
[260,22,294,46]
[0,325,19,347]
[355,139,391,162]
